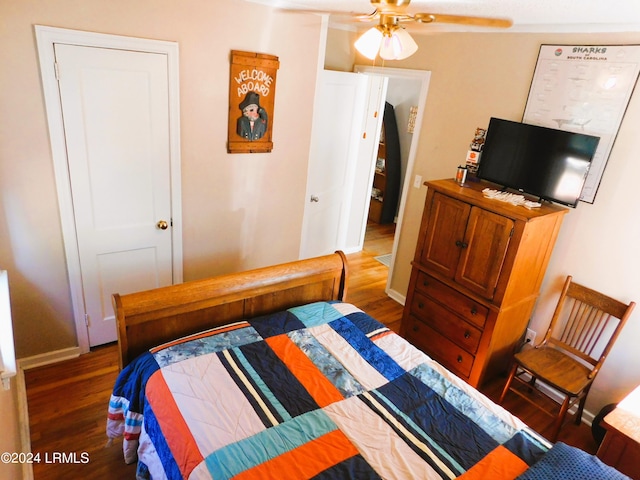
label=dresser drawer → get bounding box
[414,272,489,328]
[405,315,474,378]
[410,291,482,354]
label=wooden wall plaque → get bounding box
[228,50,280,154]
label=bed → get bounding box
[107,252,630,480]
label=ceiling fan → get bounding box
[350,0,513,60]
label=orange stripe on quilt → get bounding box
[150,321,249,353]
[146,372,204,478]
[266,334,344,408]
[370,330,394,341]
[456,445,529,480]
[233,429,359,480]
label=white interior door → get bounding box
[300,71,385,258]
[55,44,175,346]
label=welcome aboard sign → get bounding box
[228,50,280,154]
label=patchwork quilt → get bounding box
[107,301,550,479]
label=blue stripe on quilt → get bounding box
[330,317,405,381]
[344,311,388,336]
[288,328,365,398]
[367,388,465,475]
[218,348,288,427]
[375,371,499,471]
[239,338,319,418]
[142,400,182,480]
[111,351,161,416]
[204,409,338,480]
[312,454,382,480]
[410,362,519,444]
[504,431,548,466]
[358,390,462,478]
[249,310,306,338]
[152,325,262,368]
[288,302,344,328]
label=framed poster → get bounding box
[523,45,640,203]
[228,50,280,154]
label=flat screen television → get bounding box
[476,118,600,208]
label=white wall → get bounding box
[385,31,640,417]
[0,0,325,358]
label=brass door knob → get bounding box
[156,220,169,230]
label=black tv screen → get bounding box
[476,118,600,208]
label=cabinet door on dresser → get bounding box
[421,192,514,300]
[456,207,514,300]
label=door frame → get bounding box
[354,66,431,302]
[35,26,183,353]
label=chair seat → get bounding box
[514,346,592,396]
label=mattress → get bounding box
[107,301,551,479]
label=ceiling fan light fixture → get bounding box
[355,23,418,61]
[387,27,418,60]
[355,26,384,59]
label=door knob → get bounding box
[310,195,319,202]
[156,220,169,230]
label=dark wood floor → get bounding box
[23,222,597,479]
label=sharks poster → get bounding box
[523,45,640,203]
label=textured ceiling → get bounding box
[248,0,640,33]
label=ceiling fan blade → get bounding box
[413,13,512,28]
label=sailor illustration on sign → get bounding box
[237,92,268,141]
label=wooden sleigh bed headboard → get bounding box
[112,251,348,368]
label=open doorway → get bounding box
[354,66,431,296]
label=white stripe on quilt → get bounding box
[310,323,389,390]
[160,352,266,455]
[137,421,169,480]
[373,332,430,373]
[331,302,362,316]
[324,395,443,480]
[227,348,294,424]
[366,390,463,476]
[221,349,281,427]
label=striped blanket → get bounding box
[107,301,549,479]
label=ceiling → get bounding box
[249,0,640,34]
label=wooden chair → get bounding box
[499,275,635,442]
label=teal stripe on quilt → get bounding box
[204,409,338,479]
[288,302,343,328]
[232,347,292,423]
[410,363,518,444]
[369,389,465,475]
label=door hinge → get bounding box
[510,227,514,237]
[54,62,60,81]
[84,314,89,326]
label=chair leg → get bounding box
[550,395,571,442]
[499,363,518,404]
[575,385,591,425]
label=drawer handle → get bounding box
[464,331,471,339]
[422,279,429,287]
[418,301,424,309]
[455,240,468,249]
[457,355,463,363]
[470,307,477,315]
[412,325,419,332]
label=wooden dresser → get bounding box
[400,178,568,387]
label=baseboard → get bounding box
[15,368,33,480]
[386,288,406,306]
[17,346,81,371]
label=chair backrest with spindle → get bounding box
[541,276,635,378]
